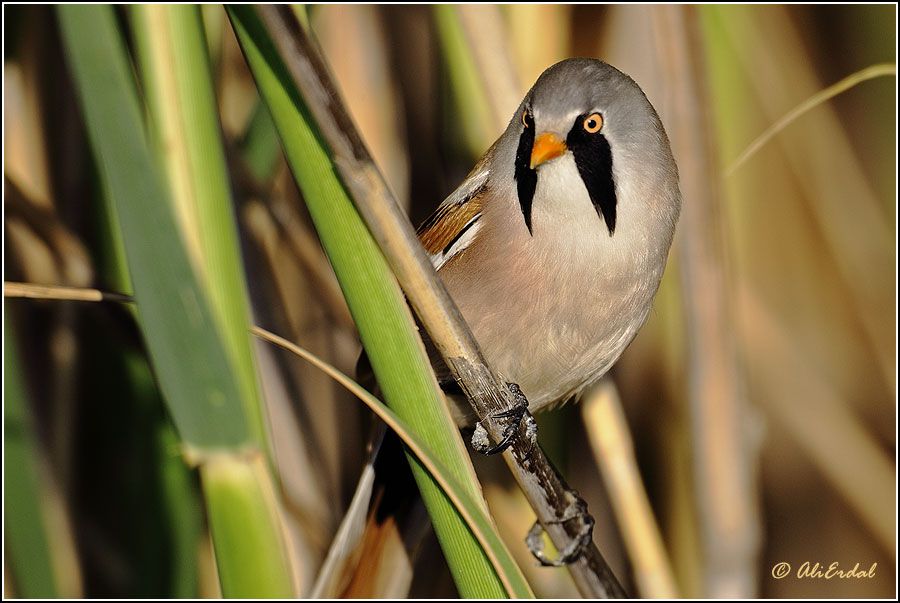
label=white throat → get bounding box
[531,153,608,240]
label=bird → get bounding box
[416,58,681,429]
[344,58,680,582]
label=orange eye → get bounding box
[521,110,530,127]
[583,113,603,133]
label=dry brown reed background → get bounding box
[3,4,896,599]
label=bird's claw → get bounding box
[471,382,536,455]
[525,491,594,566]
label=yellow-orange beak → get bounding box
[530,132,567,169]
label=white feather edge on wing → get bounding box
[423,166,490,270]
[429,215,483,271]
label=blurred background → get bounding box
[3,4,895,599]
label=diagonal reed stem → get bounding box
[255,5,625,598]
[582,381,680,598]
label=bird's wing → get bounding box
[417,157,491,271]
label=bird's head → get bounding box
[494,58,680,239]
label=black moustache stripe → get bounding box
[514,111,537,235]
[567,118,617,235]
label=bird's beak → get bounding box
[530,132,567,169]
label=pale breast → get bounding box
[436,156,664,417]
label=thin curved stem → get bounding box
[726,63,896,176]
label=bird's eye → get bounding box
[583,113,603,133]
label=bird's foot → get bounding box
[471,382,537,455]
[525,490,594,566]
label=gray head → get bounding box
[489,58,680,242]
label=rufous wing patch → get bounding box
[417,189,485,256]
